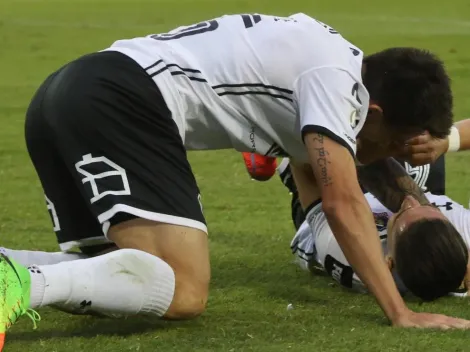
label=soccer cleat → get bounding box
[0,254,40,351]
[242,152,277,181]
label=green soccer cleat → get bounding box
[0,254,40,351]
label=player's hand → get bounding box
[392,309,470,329]
[394,131,448,166]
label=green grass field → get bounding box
[2,0,470,351]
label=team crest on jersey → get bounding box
[350,83,362,129]
[404,162,430,192]
[349,109,360,129]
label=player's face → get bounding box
[357,106,423,164]
[387,195,447,255]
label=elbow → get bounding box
[321,195,363,219]
[321,201,341,220]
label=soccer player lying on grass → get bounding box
[277,119,470,300]
[2,13,470,348]
[290,189,470,300]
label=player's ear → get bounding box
[367,103,384,121]
[356,103,385,144]
[359,102,383,130]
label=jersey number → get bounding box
[151,15,262,41]
[150,20,219,40]
[324,255,354,289]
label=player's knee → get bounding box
[107,218,210,319]
[165,294,207,320]
[164,278,209,320]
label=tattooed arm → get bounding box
[297,132,409,324]
[356,158,430,212]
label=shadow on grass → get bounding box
[10,315,198,341]
[212,255,333,305]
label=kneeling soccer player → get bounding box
[3,12,470,350]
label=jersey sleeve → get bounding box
[435,196,470,252]
[293,67,367,157]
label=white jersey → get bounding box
[103,13,369,162]
[291,193,470,294]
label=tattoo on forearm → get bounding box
[312,134,332,186]
[356,157,430,212]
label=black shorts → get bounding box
[25,51,206,252]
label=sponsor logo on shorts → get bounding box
[343,133,356,145]
[75,154,131,204]
[249,125,256,153]
[198,194,204,214]
[45,195,61,231]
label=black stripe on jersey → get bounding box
[144,59,164,71]
[149,63,205,84]
[265,143,289,157]
[146,61,208,83]
[213,83,293,94]
[290,240,299,253]
[265,144,276,156]
[301,125,355,158]
[241,14,253,28]
[349,47,361,56]
[166,63,201,74]
[241,14,262,28]
[291,246,315,257]
[150,64,202,77]
[149,65,170,77]
[217,90,293,102]
[170,71,208,83]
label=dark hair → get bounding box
[363,48,453,138]
[395,218,468,301]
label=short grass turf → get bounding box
[2,0,470,351]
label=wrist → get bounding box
[388,305,412,325]
[447,125,460,152]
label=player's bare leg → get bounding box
[0,51,212,328]
[22,220,209,320]
[108,219,210,318]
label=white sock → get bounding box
[0,247,86,266]
[28,249,175,317]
